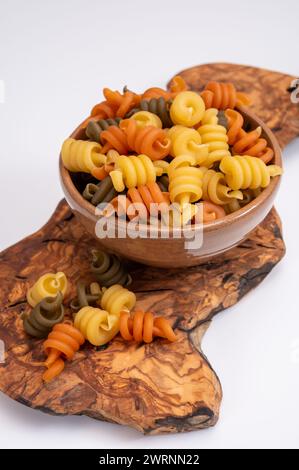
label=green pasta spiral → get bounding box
[157,175,169,192]
[83,176,117,206]
[23,292,64,338]
[86,118,122,142]
[70,281,102,312]
[91,250,132,287]
[126,97,173,128]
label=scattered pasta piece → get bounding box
[119,310,177,343]
[27,272,68,308]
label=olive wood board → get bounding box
[0,62,297,434]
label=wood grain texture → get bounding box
[168,62,299,148]
[0,200,285,434]
[0,63,294,434]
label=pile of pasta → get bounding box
[61,77,283,224]
[23,251,176,383]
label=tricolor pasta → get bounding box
[60,77,282,225]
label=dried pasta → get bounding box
[201,167,243,205]
[43,323,85,382]
[224,109,274,163]
[220,155,283,191]
[200,201,226,222]
[126,97,173,128]
[61,138,106,174]
[170,91,205,127]
[197,108,231,167]
[27,272,68,308]
[119,310,177,343]
[119,119,171,161]
[85,118,122,143]
[200,82,250,110]
[74,306,119,346]
[70,282,102,311]
[83,176,117,206]
[109,154,156,192]
[91,250,132,287]
[111,183,170,221]
[100,284,136,317]
[129,111,162,129]
[168,125,209,162]
[168,155,203,205]
[23,293,64,338]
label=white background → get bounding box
[0,0,298,450]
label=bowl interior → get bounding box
[60,106,282,235]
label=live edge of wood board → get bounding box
[0,62,297,434]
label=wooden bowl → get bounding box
[59,107,282,268]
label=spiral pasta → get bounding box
[220,155,283,191]
[126,97,173,128]
[168,125,209,162]
[109,154,156,192]
[200,81,250,110]
[100,126,129,155]
[197,108,231,167]
[23,293,64,338]
[119,310,177,343]
[119,119,171,161]
[91,88,141,120]
[85,118,122,142]
[168,75,189,96]
[224,109,274,164]
[27,272,68,308]
[129,111,162,129]
[43,323,85,382]
[74,306,119,346]
[91,250,132,287]
[201,167,243,205]
[170,91,205,127]
[111,183,170,221]
[61,138,107,174]
[200,201,226,223]
[70,282,102,311]
[168,155,203,205]
[100,284,136,317]
[83,176,117,206]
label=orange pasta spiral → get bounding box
[225,109,274,163]
[111,183,170,220]
[201,201,226,223]
[89,89,141,122]
[168,75,189,96]
[119,119,171,160]
[100,126,129,155]
[119,310,177,343]
[42,323,85,382]
[200,81,250,110]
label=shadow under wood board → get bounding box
[0,63,297,435]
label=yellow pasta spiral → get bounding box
[109,154,156,192]
[197,109,231,167]
[100,284,136,317]
[201,167,243,205]
[27,272,68,307]
[168,125,209,162]
[130,111,162,128]
[220,155,283,191]
[168,155,203,206]
[170,91,205,127]
[74,306,119,346]
[61,138,106,173]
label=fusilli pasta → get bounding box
[220,155,283,190]
[23,293,64,338]
[170,91,205,127]
[91,250,132,287]
[61,138,106,173]
[74,306,120,346]
[27,272,68,308]
[119,310,177,343]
